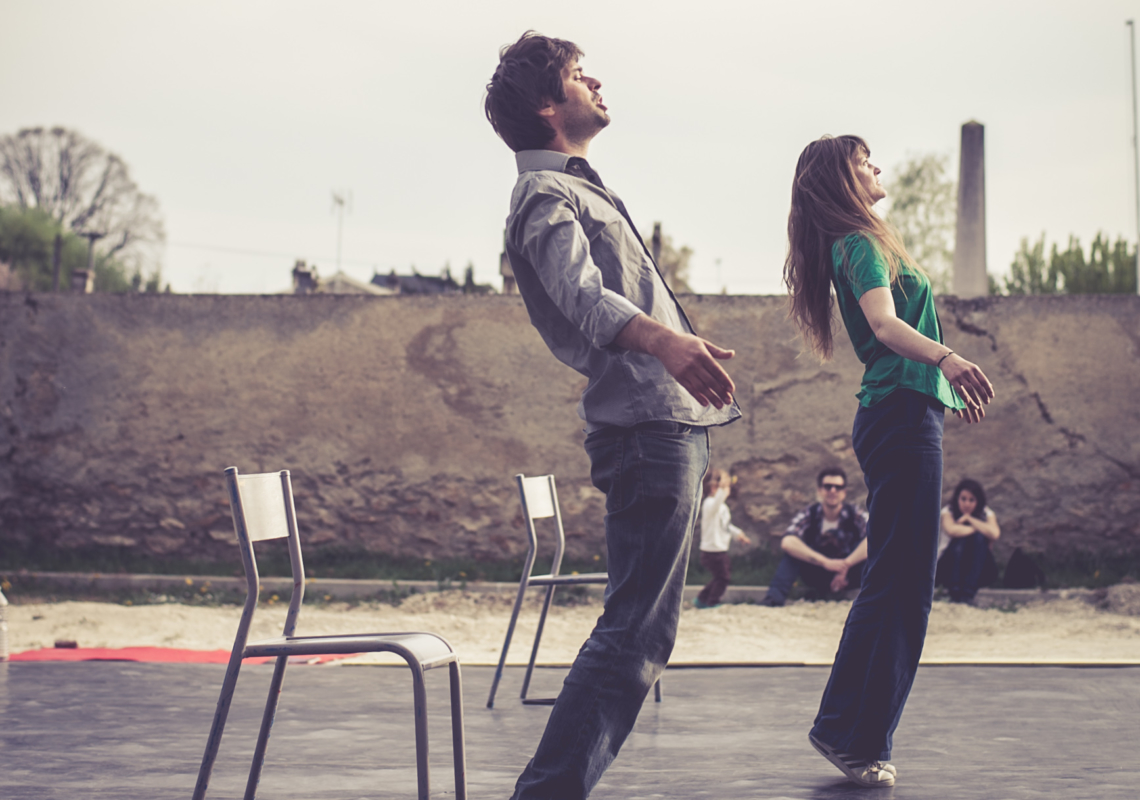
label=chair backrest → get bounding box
[225,467,305,639]
[518,475,557,520]
[515,474,567,577]
[233,472,293,542]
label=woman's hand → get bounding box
[941,353,994,424]
[941,507,976,537]
[856,289,996,423]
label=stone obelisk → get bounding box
[953,121,988,297]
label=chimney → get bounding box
[292,260,319,294]
[952,121,988,297]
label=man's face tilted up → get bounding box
[539,59,610,149]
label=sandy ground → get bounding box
[8,586,1140,665]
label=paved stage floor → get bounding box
[2,661,1137,799]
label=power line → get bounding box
[167,240,385,270]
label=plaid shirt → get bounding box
[784,502,868,558]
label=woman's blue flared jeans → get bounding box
[511,421,709,800]
[810,389,945,762]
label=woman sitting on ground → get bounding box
[937,478,1001,603]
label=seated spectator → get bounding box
[761,467,868,607]
[937,478,1001,603]
[695,468,752,609]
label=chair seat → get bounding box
[528,571,609,586]
[244,631,456,668]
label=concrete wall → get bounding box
[1,292,1137,566]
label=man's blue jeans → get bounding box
[766,552,863,603]
[511,421,710,800]
[810,390,944,762]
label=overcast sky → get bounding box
[2,0,1137,294]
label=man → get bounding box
[485,31,741,800]
[761,467,869,607]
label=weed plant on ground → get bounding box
[3,543,1138,596]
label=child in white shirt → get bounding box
[695,468,751,608]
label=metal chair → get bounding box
[192,467,466,800]
[486,473,661,708]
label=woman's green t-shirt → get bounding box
[831,233,962,410]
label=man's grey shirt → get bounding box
[505,149,741,429]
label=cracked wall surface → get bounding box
[1,292,1136,565]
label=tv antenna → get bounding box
[331,190,353,272]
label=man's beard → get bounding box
[564,108,610,145]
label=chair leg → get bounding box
[449,661,468,800]
[486,577,531,708]
[192,654,246,800]
[520,584,556,703]
[654,674,663,702]
[244,654,289,800]
[409,664,431,800]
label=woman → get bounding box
[783,135,995,787]
[938,478,1001,603]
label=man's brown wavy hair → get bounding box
[783,135,922,360]
[485,31,583,152]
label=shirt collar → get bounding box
[515,149,575,174]
[814,502,854,520]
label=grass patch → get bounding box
[0,543,612,607]
[1029,550,1140,589]
[0,543,244,579]
[0,573,419,608]
[684,546,1140,592]
[686,547,783,588]
[4,542,1138,594]
[0,574,247,607]
[0,542,610,585]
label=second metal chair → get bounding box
[486,473,661,708]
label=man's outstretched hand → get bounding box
[656,333,736,408]
[615,315,736,409]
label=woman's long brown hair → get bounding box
[783,135,921,360]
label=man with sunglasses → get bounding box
[761,467,869,607]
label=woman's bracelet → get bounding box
[936,350,954,369]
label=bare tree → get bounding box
[0,127,165,276]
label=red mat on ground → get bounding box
[10,647,355,664]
